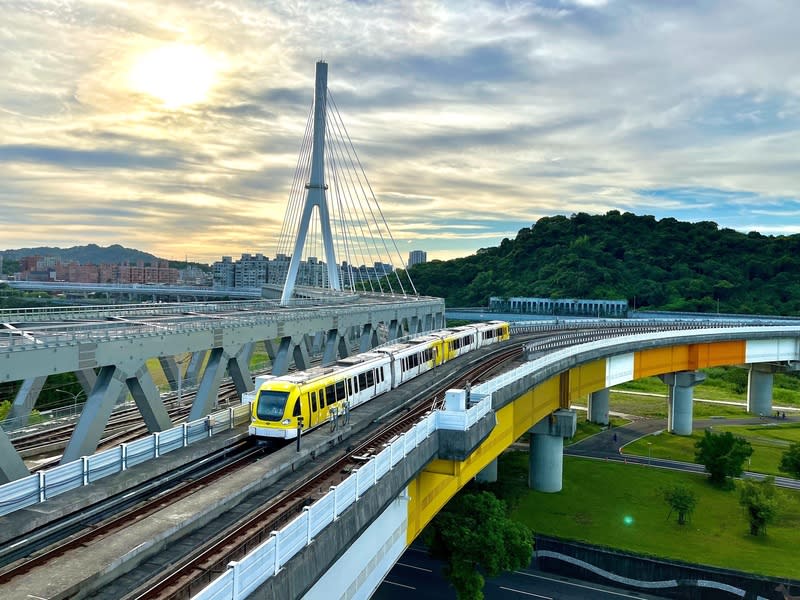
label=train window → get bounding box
[378,367,384,383]
[366,370,374,387]
[325,385,335,405]
[347,379,353,396]
[358,373,367,389]
[310,391,317,412]
[255,390,290,422]
[292,400,302,417]
[335,380,345,400]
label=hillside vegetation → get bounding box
[410,211,800,314]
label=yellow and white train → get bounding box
[249,321,510,440]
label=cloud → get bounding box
[0,0,798,264]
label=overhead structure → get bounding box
[276,62,417,305]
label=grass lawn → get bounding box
[624,422,800,476]
[506,453,800,580]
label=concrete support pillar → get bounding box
[359,324,379,353]
[747,366,774,416]
[528,409,577,493]
[388,319,400,341]
[322,329,350,365]
[75,368,98,396]
[227,343,255,396]
[5,376,45,424]
[185,351,205,387]
[660,371,706,436]
[529,434,563,493]
[587,388,610,425]
[127,366,172,432]
[189,347,227,421]
[0,428,29,484]
[62,365,129,463]
[476,458,498,483]
[159,356,179,391]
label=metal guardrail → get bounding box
[0,404,251,517]
[192,412,439,600]
[0,297,443,352]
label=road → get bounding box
[373,545,668,600]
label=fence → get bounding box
[0,404,251,517]
[192,411,440,600]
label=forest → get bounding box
[408,211,800,315]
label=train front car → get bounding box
[250,354,392,441]
[249,377,302,439]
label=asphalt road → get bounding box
[373,545,669,600]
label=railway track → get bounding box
[121,343,524,599]
[2,320,766,598]
[0,441,264,578]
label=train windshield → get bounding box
[256,390,290,421]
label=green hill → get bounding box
[1,243,159,265]
[409,211,800,315]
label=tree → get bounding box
[738,477,779,536]
[694,430,753,487]
[426,491,532,600]
[779,442,800,479]
[663,485,698,525]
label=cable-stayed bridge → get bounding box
[0,61,438,482]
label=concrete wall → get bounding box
[535,535,797,600]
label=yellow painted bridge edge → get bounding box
[404,339,746,545]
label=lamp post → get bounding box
[57,389,84,417]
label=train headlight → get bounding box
[281,419,291,425]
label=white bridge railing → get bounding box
[0,405,250,517]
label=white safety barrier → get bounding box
[191,324,800,600]
[0,403,252,517]
[192,413,438,600]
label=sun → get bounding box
[129,44,218,108]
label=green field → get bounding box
[624,422,800,476]
[505,452,800,579]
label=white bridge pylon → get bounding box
[276,61,417,305]
[281,62,340,304]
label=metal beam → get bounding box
[126,366,173,432]
[62,365,128,463]
[5,376,45,424]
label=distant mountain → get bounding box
[1,244,160,265]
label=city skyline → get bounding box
[1,1,799,264]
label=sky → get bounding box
[1,0,799,265]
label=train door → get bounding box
[309,390,319,427]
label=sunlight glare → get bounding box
[129,44,217,108]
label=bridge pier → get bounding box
[475,459,498,483]
[528,409,577,493]
[661,371,705,435]
[587,388,610,425]
[747,364,775,416]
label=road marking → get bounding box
[514,570,654,599]
[498,585,551,598]
[384,580,416,590]
[397,562,433,572]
